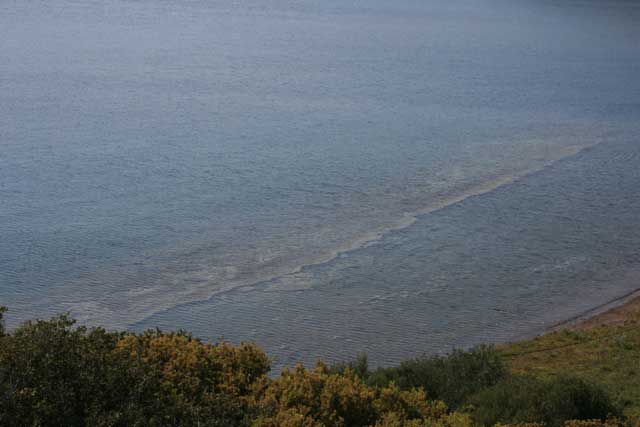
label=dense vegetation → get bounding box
[499,308,640,419]
[0,307,633,427]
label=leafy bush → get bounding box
[563,418,628,427]
[373,411,472,427]
[0,306,6,336]
[469,375,619,427]
[0,309,269,426]
[329,353,370,380]
[251,362,448,427]
[0,308,625,427]
[332,345,506,408]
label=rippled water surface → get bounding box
[2,0,640,367]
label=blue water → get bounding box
[2,0,640,367]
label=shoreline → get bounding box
[550,288,640,332]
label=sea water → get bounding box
[2,0,640,368]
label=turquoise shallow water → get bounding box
[2,0,640,366]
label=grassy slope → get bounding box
[498,305,640,418]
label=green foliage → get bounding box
[0,309,628,427]
[251,362,448,427]
[562,417,629,427]
[329,353,370,380]
[469,375,619,427]
[0,314,121,425]
[373,411,472,427]
[334,345,506,409]
[0,312,269,426]
[501,319,640,418]
[0,306,6,336]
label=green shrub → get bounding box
[469,375,619,427]
[362,345,506,408]
[329,353,370,380]
[0,309,623,427]
[0,306,6,336]
[0,312,269,426]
